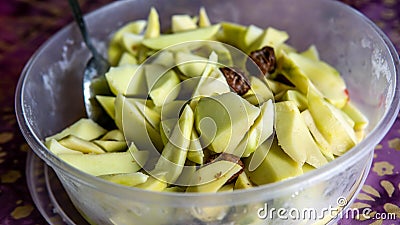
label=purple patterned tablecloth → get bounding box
[0,0,399,224]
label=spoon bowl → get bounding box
[68,0,114,129]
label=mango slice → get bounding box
[151,105,194,183]
[301,110,334,161]
[307,89,358,155]
[58,151,141,176]
[93,140,127,152]
[175,52,208,77]
[115,94,163,151]
[98,172,148,187]
[198,7,211,27]
[246,137,303,185]
[247,27,289,53]
[100,129,125,141]
[342,101,369,131]
[144,7,160,39]
[288,52,348,108]
[275,101,328,167]
[195,92,260,153]
[59,135,105,154]
[144,64,181,106]
[186,160,242,192]
[234,172,253,190]
[96,95,116,119]
[142,24,220,50]
[135,176,167,192]
[47,139,83,155]
[280,90,308,112]
[45,118,106,142]
[172,14,197,32]
[105,64,147,97]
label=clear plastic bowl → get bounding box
[15,0,399,224]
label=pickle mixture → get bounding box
[45,7,368,192]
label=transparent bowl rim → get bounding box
[15,0,400,207]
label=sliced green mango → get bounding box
[144,64,181,106]
[160,100,187,120]
[172,14,197,32]
[98,172,148,186]
[122,33,143,55]
[134,99,161,129]
[195,92,260,153]
[342,101,369,131]
[301,109,334,161]
[279,43,297,55]
[218,183,234,192]
[187,129,204,165]
[105,64,147,97]
[265,78,294,95]
[175,52,208,77]
[93,140,127,152]
[111,20,147,44]
[280,89,308,112]
[127,143,150,168]
[302,163,315,173]
[355,129,366,143]
[151,50,175,68]
[108,20,147,65]
[108,42,124,67]
[159,119,176,145]
[245,137,302,185]
[243,25,263,49]
[218,22,247,50]
[278,51,312,95]
[134,176,167,192]
[191,53,230,99]
[300,45,319,61]
[58,151,141,176]
[115,94,163,151]
[307,89,358,155]
[118,52,137,66]
[100,129,125,141]
[96,95,115,120]
[58,135,105,154]
[142,24,221,50]
[45,118,107,142]
[198,7,211,27]
[247,27,289,53]
[144,7,160,39]
[186,160,242,192]
[243,76,274,106]
[244,99,274,156]
[275,101,328,167]
[175,161,197,185]
[47,139,83,155]
[288,52,348,108]
[234,172,253,190]
[232,99,274,157]
[152,105,194,184]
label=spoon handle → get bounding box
[68,0,101,60]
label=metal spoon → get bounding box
[68,0,114,129]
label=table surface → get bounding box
[1,0,399,224]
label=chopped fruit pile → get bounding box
[45,7,368,194]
